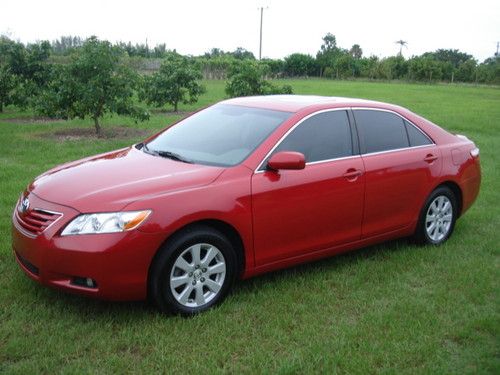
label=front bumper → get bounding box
[12,192,165,301]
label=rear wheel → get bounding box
[149,225,237,315]
[414,186,458,245]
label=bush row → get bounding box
[0,36,290,135]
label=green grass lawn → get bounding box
[0,80,499,374]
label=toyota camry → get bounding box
[12,95,481,315]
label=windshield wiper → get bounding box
[142,144,193,163]
[140,143,150,152]
[156,150,194,163]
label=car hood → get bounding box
[29,146,225,212]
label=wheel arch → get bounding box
[147,219,246,298]
[435,180,463,217]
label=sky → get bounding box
[1,0,499,62]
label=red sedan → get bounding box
[12,95,481,315]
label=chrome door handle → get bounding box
[343,169,363,180]
[424,154,438,163]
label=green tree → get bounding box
[284,53,318,77]
[0,37,52,108]
[331,53,354,78]
[261,58,285,78]
[320,33,337,52]
[349,44,363,59]
[35,37,148,136]
[141,55,205,112]
[231,47,255,60]
[0,64,17,112]
[316,33,342,76]
[476,57,500,84]
[432,49,472,65]
[225,60,292,97]
[380,56,408,79]
[51,36,84,55]
[455,59,477,82]
[204,48,225,59]
[423,49,474,82]
[153,43,167,58]
[395,40,408,56]
[408,56,443,81]
[359,56,379,79]
[198,55,236,79]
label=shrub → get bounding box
[225,60,293,97]
[140,55,205,112]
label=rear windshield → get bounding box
[146,104,292,167]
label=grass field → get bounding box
[0,79,499,374]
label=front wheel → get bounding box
[413,186,458,245]
[149,226,237,315]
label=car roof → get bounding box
[220,95,394,113]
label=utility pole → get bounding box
[496,41,499,57]
[259,7,264,60]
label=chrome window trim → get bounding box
[361,143,435,157]
[254,154,363,174]
[306,154,361,166]
[254,106,436,173]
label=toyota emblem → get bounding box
[20,197,30,213]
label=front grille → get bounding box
[15,208,62,236]
[16,252,39,275]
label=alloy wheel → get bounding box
[169,243,226,308]
[425,195,453,242]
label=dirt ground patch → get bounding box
[3,116,66,124]
[149,109,194,117]
[38,126,152,141]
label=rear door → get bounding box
[353,109,441,238]
[251,109,365,265]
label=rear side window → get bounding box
[404,120,433,146]
[354,110,409,153]
[271,110,352,163]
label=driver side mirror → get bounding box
[267,151,306,171]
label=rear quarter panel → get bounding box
[437,141,481,215]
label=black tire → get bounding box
[149,225,237,315]
[413,186,458,245]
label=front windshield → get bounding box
[146,104,292,167]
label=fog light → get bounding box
[72,277,98,289]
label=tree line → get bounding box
[14,33,500,84]
[1,34,498,136]
[0,35,292,135]
[198,33,498,84]
[0,36,204,135]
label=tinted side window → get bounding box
[272,111,352,163]
[354,110,409,153]
[405,120,432,146]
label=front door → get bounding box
[251,109,365,266]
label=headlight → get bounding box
[61,210,151,236]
